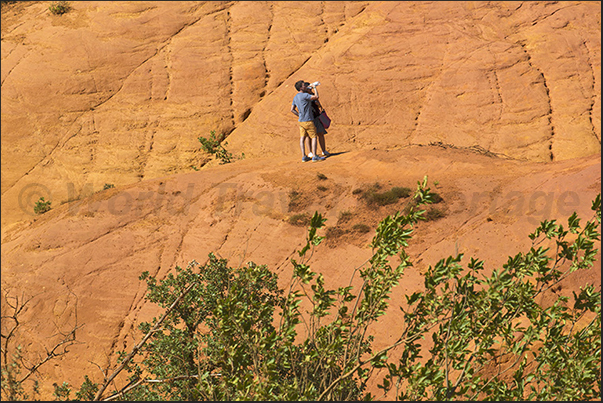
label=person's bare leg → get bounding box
[305,136,312,156]
[317,134,326,154]
[312,137,318,157]
[300,136,307,157]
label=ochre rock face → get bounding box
[2,1,600,228]
[1,1,601,400]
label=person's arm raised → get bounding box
[310,85,319,101]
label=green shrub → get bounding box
[198,130,233,164]
[103,183,115,190]
[48,1,70,15]
[90,185,598,401]
[82,176,599,401]
[1,291,79,401]
[8,179,601,402]
[53,382,71,400]
[33,197,51,215]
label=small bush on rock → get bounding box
[48,1,70,15]
[33,197,51,215]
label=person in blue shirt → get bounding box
[291,80,325,162]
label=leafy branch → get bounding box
[1,288,81,401]
[8,183,599,401]
[198,131,233,164]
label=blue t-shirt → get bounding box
[292,92,314,122]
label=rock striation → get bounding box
[2,1,600,228]
[1,1,600,400]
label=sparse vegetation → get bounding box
[358,183,412,206]
[48,1,70,15]
[424,206,445,221]
[326,226,345,239]
[4,180,601,401]
[351,223,371,233]
[427,191,443,203]
[317,185,328,192]
[288,212,310,226]
[85,183,598,401]
[1,290,80,401]
[317,172,328,180]
[337,210,353,224]
[288,190,304,211]
[103,183,115,190]
[33,197,51,215]
[198,130,233,164]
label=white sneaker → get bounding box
[308,152,314,158]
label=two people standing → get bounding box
[291,80,330,162]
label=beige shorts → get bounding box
[299,121,317,139]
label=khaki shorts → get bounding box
[299,121,317,139]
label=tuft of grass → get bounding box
[424,207,446,221]
[49,1,70,15]
[317,185,328,192]
[288,190,303,211]
[390,186,412,198]
[103,183,115,190]
[317,173,328,180]
[352,188,363,195]
[360,185,412,206]
[326,227,345,239]
[352,223,371,233]
[288,213,310,226]
[337,211,353,224]
[430,192,443,203]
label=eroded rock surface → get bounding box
[1,1,601,399]
[2,1,600,228]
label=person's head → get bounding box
[295,80,312,92]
